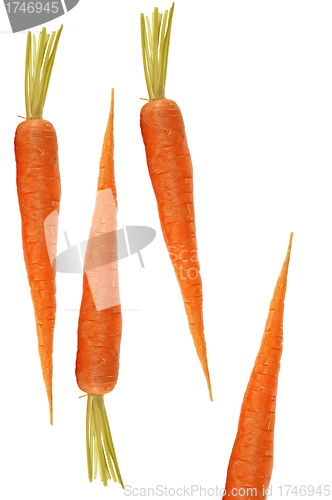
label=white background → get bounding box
[0,0,331,498]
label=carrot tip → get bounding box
[204,371,213,401]
[47,389,53,425]
[208,384,213,402]
[289,232,294,250]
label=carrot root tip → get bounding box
[207,377,213,402]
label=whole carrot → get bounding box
[76,89,123,487]
[223,234,293,499]
[140,3,212,400]
[14,26,63,425]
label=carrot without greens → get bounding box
[140,3,212,400]
[75,89,123,487]
[14,26,63,425]
[223,234,293,500]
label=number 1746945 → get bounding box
[278,485,330,496]
[5,2,59,14]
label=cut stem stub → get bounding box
[141,3,174,101]
[86,394,123,487]
[25,25,63,120]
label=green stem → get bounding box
[24,25,63,120]
[141,3,174,101]
[86,394,124,488]
[86,394,94,481]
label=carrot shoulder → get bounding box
[224,233,293,500]
[14,27,62,425]
[140,4,212,400]
[75,89,123,487]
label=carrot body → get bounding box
[15,119,60,423]
[75,90,123,487]
[223,234,293,500]
[76,92,122,395]
[140,98,212,399]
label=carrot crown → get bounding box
[25,25,63,120]
[86,394,123,487]
[140,3,174,101]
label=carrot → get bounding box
[75,89,123,487]
[140,3,212,400]
[223,233,293,500]
[14,26,63,425]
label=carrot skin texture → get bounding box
[224,234,293,500]
[76,277,122,395]
[15,119,61,424]
[140,98,212,400]
[76,91,122,396]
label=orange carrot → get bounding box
[223,233,293,500]
[14,26,62,425]
[140,4,212,400]
[76,89,123,487]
